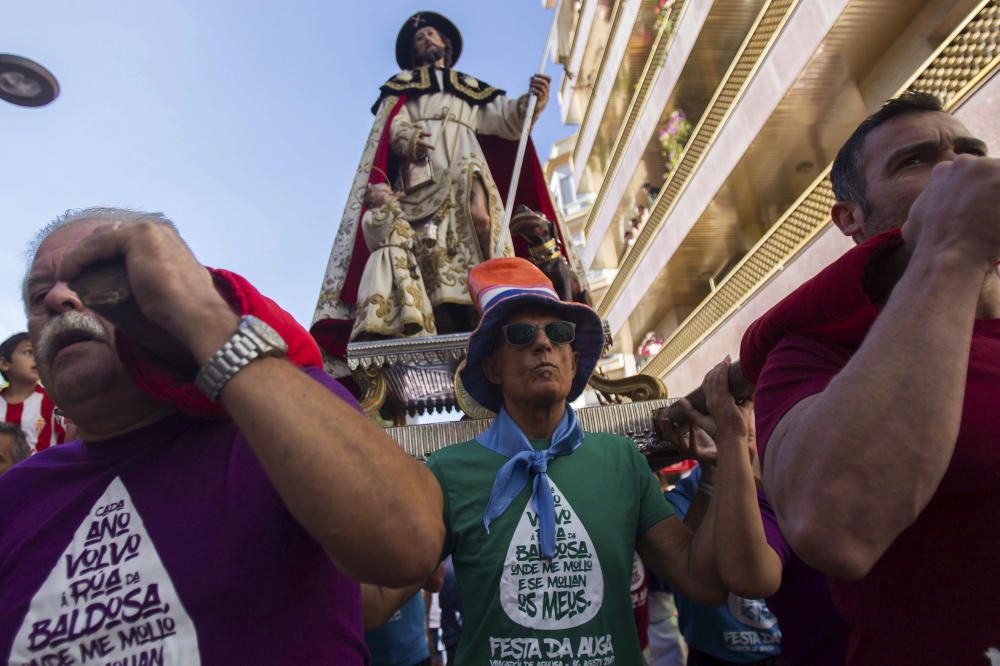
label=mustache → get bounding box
[36,311,109,366]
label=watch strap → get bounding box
[195,315,287,401]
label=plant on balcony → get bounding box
[657,108,692,175]
[653,0,676,35]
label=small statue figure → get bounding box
[351,183,437,341]
[510,205,590,305]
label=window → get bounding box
[558,173,576,210]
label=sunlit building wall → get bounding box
[543,0,1000,396]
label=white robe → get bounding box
[389,68,523,306]
[350,202,436,340]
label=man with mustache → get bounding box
[369,257,774,665]
[0,332,66,453]
[0,208,444,664]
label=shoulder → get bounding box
[0,440,109,560]
[301,366,363,414]
[426,438,491,470]
[2,439,87,479]
[444,69,505,105]
[755,333,853,401]
[425,438,510,497]
[581,430,636,447]
[573,431,658,484]
[754,334,852,459]
[375,67,435,102]
[382,67,433,90]
[371,67,437,114]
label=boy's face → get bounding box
[1,340,39,386]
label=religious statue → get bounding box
[510,205,591,305]
[350,183,436,341]
[312,10,568,379]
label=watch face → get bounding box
[245,316,288,351]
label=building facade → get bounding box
[544,0,1000,396]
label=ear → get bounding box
[831,201,866,242]
[0,358,9,374]
[481,355,502,386]
[571,350,579,375]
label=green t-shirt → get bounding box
[426,430,675,665]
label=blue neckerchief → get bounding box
[476,404,584,559]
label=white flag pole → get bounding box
[494,1,561,258]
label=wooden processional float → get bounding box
[73,257,755,470]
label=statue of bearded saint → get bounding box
[310,12,556,379]
[381,12,551,333]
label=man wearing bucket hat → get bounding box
[313,11,559,370]
[417,257,777,665]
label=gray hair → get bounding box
[0,423,30,465]
[23,207,178,310]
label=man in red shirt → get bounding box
[742,92,1000,663]
[0,333,65,452]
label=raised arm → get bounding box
[682,359,781,598]
[762,155,1000,579]
[476,75,550,139]
[57,221,444,587]
[637,508,727,607]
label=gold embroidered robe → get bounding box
[388,67,522,307]
[350,202,436,340]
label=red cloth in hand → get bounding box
[740,229,905,384]
[115,268,323,419]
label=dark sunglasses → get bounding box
[501,321,576,348]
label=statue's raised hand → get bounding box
[528,74,551,118]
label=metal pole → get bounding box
[493,1,561,258]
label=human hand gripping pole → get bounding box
[654,361,754,447]
[689,357,780,598]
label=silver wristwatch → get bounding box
[195,315,288,401]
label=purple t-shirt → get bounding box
[0,367,368,665]
[758,490,847,666]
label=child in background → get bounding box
[0,333,65,453]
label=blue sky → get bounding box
[1,1,569,339]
